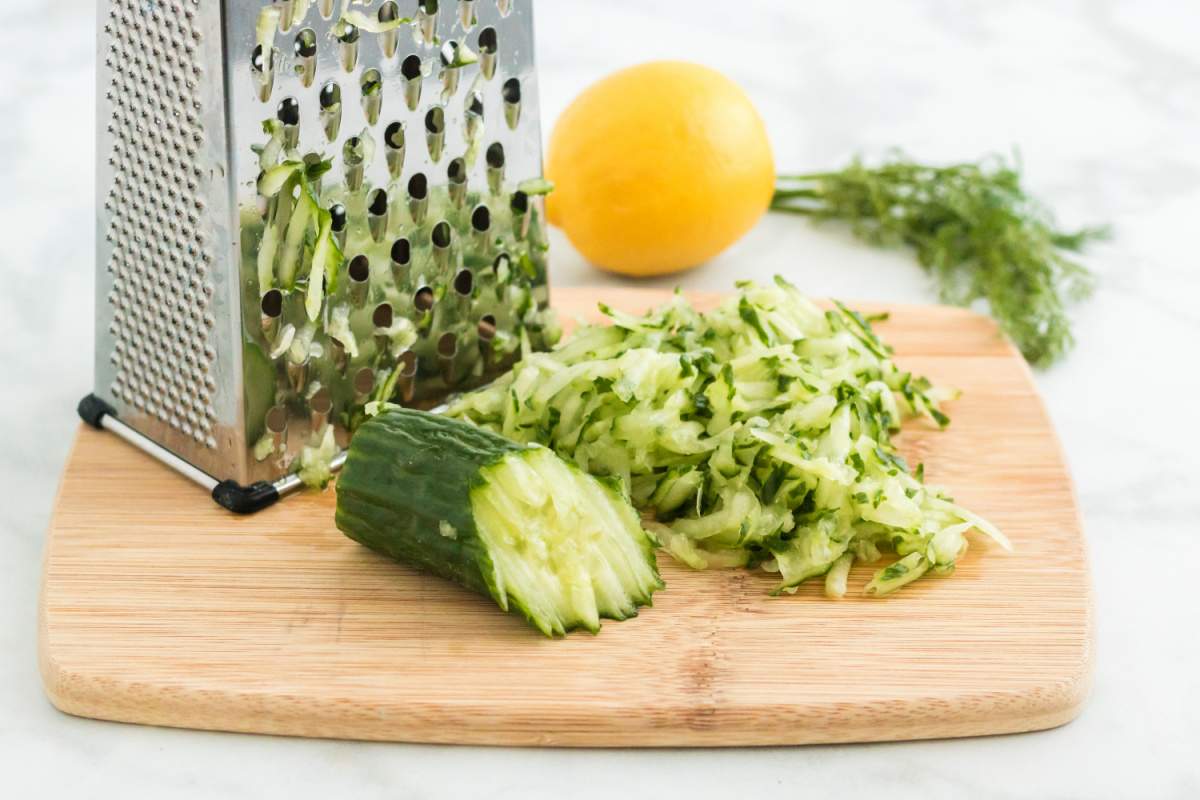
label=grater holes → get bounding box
[408,172,428,200]
[294,28,317,58]
[453,268,474,296]
[277,96,300,125]
[398,350,418,378]
[384,121,405,149]
[391,237,411,267]
[458,0,477,31]
[102,0,213,435]
[447,156,468,207]
[478,26,497,53]
[378,1,401,27]
[432,220,453,249]
[416,0,439,43]
[478,314,497,341]
[372,303,394,329]
[360,68,383,124]
[465,89,484,119]
[425,105,445,133]
[414,286,435,312]
[425,106,446,161]
[348,254,371,284]
[353,367,376,397]
[368,188,389,217]
[400,54,423,81]
[471,204,491,233]
[502,77,521,128]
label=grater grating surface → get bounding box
[92,0,553,493]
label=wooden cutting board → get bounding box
[39,287,1092,746]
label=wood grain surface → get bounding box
[39,287,1093,746]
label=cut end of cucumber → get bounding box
[471,447,663,636]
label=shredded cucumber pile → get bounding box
[446,277,1010,596]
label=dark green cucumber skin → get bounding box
[335,409,520,601]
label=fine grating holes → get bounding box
[102,1,214,438]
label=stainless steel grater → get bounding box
[83,0,555,511]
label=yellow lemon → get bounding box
[546,61,775,277]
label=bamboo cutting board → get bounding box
[39,287,1092,746]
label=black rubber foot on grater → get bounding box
[77,393,117,428]
[77,393,280,514]
[211,480,280,514]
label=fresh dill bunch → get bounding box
[772,153,1107,367]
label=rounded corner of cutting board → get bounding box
[38,585,98,723]
[37,288,1094,747]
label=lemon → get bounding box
[545,61,775,277]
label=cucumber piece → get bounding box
[336,409,662,636]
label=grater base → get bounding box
[78,393,297,513]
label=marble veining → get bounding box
[1,1,1197,797]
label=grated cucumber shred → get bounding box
[447,277,1009,596]
[296,424,338,489]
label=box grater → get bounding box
[81,0,555,511]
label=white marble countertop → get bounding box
[3,0,1198,796]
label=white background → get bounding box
[2,1,1198,797]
